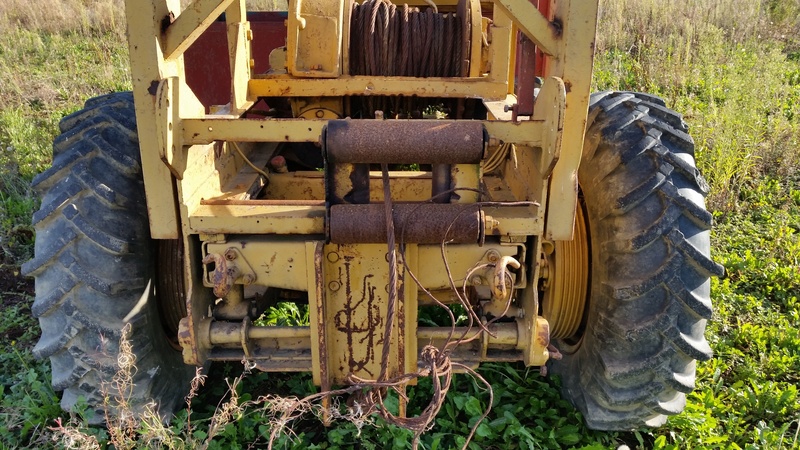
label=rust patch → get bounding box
[313,243,330,393]
[334,258,381,377]
[177,317,200,365]
[396,265,406,380]
[148,80,160,96]
[550,17,563,37]
[535,319,551,349]
[160,11,176,33]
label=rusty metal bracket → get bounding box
[201,246,257,297]
[515,241,554,366]
[202,252,240,298]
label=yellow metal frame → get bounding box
[125,0,599,386]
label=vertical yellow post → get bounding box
[125,0,183,239]
[226,0,253,114]
[543,0,599,240]
[490,5,513,90]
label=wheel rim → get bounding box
[542,200,590,341]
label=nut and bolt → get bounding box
[224,248,238,261]
[242,274,255,285]
[486,249,501,263]
[539,261,550,280]
[328,280,341,292]
[471,276,483,286]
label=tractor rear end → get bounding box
[23,0,723,433]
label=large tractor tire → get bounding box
[22,92,193,421]
[546,92,724,429]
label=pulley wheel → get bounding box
[541,199,590,341]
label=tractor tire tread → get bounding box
[23,92,191,422]
[551,91,722,430]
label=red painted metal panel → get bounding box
[514,33,537,116]
[184,12,288,108]
[534,0,550,78]
[514,0,549,117]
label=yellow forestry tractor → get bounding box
[23,0,723,432]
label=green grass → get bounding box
[0,301,60,447]
[0,27,131,264]
[2,0,800,448]
[665,178,800,449]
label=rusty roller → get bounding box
[324,120,486,164]
[329,203,484,244]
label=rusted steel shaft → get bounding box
[418,324,518,347]
[329,203,484,244]
[324,120,486,164]
[208,323,311,345]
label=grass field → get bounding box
[1,0,800,448]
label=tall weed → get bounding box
[596,0,800,211]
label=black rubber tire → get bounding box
[21,92,193,421]
[548,92,724,430]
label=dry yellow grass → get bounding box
[0,0,125,36]
[0,0,783,56]
[0,0,293,39]
[0,0,286,37]
[597,0,765,52]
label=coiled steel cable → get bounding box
[350,0,467,117]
